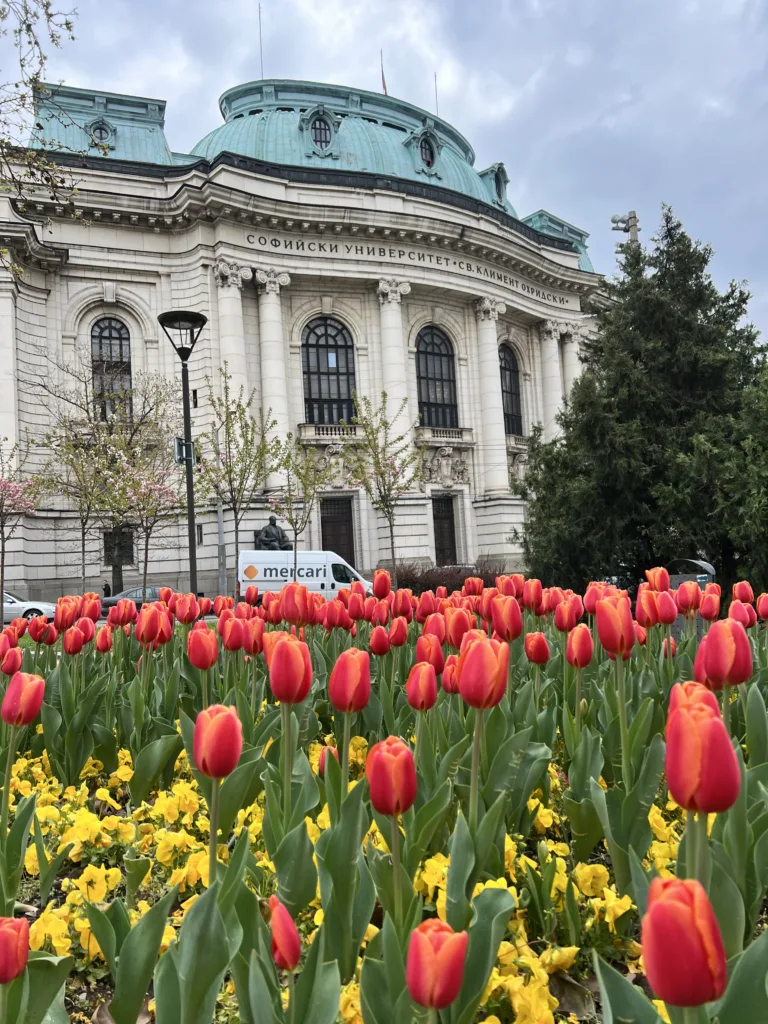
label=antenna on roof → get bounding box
[434,71,439,116]
[259,4,264,79]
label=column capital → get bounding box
[213,259,253,290]
[255,267,291,294]
[474,296,506,322]
[542,318,581,339]
[377,278,411,304]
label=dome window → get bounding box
[87,119,115,149]
[495,169,505,203]
[420,136,435,168]
[311,116,332,149]
[92,123,110,142]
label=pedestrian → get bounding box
[102,579,111,598]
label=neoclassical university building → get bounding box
[0,79,601,597]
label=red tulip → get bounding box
[524,632,550,665]
[642,878,726,1006]
[635,589,658,629]
[442,654,459,694]
[0,916,29,984]
[406,662,437,712]
[457,637,509,709]
[81,596,102,622]
[0,647,23,677]
[416,633,445,675]
[348,593,365,621]
[732,580,754,604]
[756,593,768,620]
[242,617,265,656]
[198,597,212,617]
[325,599,353,632]
[423,613,446,646]
[521,578,542,610]
[318,746,339,778]
[188,626,219,671]
[269,634,313,704]
[234,601,255,621]
[554,598,578,633]
[373,569,391,600]
[365,736,417,816]
[369,600,389,628]
[41,624,58,647]
[699,592,720,622]
[63,626,85,656]
[645,566,670,592]
[566,623,593,669]
[26,616,49,644]
[416,591,437,623]
[269,894,301,970]
[193,704,243,778]
[675,582,701,618]
[75,616,96,644]
[663,636,676,659]
[369,625,391,657]
[135,605,160,647]
[95,625,113,654]
[634,622,647,645]
[388,616,408,647]
[54,597,79,632]
[445,607,472,650]
[392,589,414,622]
[108,598,137,628]
[654,591,678,626]
[221,617,245,652]
[463,577,484,597]
[596,596,635,660]
[583,582,606,616]
[700,618,752,689]
[490,596,523,642]
[329,648,370,713]
[406,918,468,1010]
[244,585,259,606]
[2,672,45,727]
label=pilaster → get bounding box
[473,296,508,494]
[213,259,252,397]
[255,267,291,487]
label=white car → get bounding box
[3,591,58,624]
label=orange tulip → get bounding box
[423,613,447,645]
[416,633,445,675]
[1,672,45,727]
[583,582,606,615]
[365,736,417,816]
[213,595,234,617]
[521,578,542,610]
[415,590,436,623]
[554,598,579,633]
[524,631,550,665]
[369,625,391,657]
[54,597,79,632]
[406,919,468,1010]
[348,593,365,621]
[392,589,414,622]
[406,662,437,711]
[280,583,311,626]
[329,648,370,713]
[269,894,301,970]
[388,616,408,647]
[635,589,658,629]
[701,618,752,688]
[220,617,245,652]
[732,580,754,604]
[26,616,49,644]
[324,599,353,632]
[187,626,219,671]
[675,581,701,618]
[756,593,768,620]
[81,596,102,622]
[634,622,647,645]
[62,626,85,656]
[0,647,23,677]
[198,597,212,617]
[445,607,472,649]
[193,704,243,778]
[655,590,678,626]
[442,653,459,694]
[642,878,726,1006]
[645,566,670,592]
[457,637,509,709]
[566,623,593,669]
[596,596,635,660]
[699,591,720,621]
[95,625,113,654]
[0,916,29,984]
[244,585,259,606]
[135,605,160,647]
[463,577,484,597]
[268,634,312,703]
[666,682,739,813]
[491,595,523,642]
[479,587,499,624]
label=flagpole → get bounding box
[380,49,387,95]
[259,3,264,79]
[434,71,438,116]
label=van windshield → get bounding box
[332,563,356,584]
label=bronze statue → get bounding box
[255,515,293,551]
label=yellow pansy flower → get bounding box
[539,945,579,974]
[572,863,609,898]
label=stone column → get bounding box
[213,260,252,397]
[0,280,18,445]
[474,296,509,494]
[255,267,291,488]
[377,279,412,434]
[561,323,582,401]
[539,320,565,441]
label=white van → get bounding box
[238,550,372,597]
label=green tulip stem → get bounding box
[282,702,293,827]
[390,815,403,935]
[686,810,710,889]
[574,669,582,745]
[469,709,484,835]
[0,983,8,1024]
[0,726,17,858]
[341,711,352,799]
[286,968,296,1024]
[722,687,731,737]
[425,1010,438,1024]
[414,712,424,772]
[615,656,633,792]
[201,668,209,709]
[208,777,221,890]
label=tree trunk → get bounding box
[293,528,298,582]
[80,521,87,594]
[141,529,150,604]
[233,514,239,600]
[112,561,123,595]
[388,516,398,589]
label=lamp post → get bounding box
[158,310,208,596]
[611,210,640,243]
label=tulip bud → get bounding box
[329,648,370,713]
[645,566,670,592]
[699,591,720,621]
[26,616,49,644]
[348,593,365,621]
[416,633,445,675]
[242,617,265,656]
[445,607,472,650]
[392,589,414,622]
[596,596,635,660]
[406,662,437,712]
[675,581,701,618]
[365,736,417,816]
[583,582,606,616]
[2,672,45,727]
[457,637,509,709]
[442,654,459,694]
[756,592,768,620]
[388,616,408,647]
[732,580,754,605]
[728,599,751,628]
[41,624,58,647]
[663,636,676,659]
[193,704,243,778]
[244,585,259,606]
[642,878,726,1006]
[423,613,447,646]
[269,894,301,970]
[318,745,339,778]
[579,697,588,719]
[1,647,23,677]
[406,918,468,1010]
[221,617,245,652]
[63,626,85,656]
[635,589,659,629]
[187,625,219,671]
[373,569,391,600]
[491,595,523,642]
[566,623,593,669]
[324,599,353,632]
[554,599,578,633]
[95,625,113,654]
[416,590,436,623]
[269,634,313,704]
[524,631,550,665]
[198,597,212,617]
[81,596,102,622]
[0,916,29,984]
[75,616,96,645]
[213,595,234,617]
[702,618,752,689]
[667,685,740,815]
[655,591,678,626]
[369,625,391,657]
[634,622,647,646]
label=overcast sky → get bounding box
[37,0,768,333]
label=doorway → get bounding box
[432,496,457,566]
[321,497,355,567]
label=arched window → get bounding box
[416,325,458,429]
[500,346,523,436]
[420,136,435,168]
[91,317,131,420]
[311,117,332,149]
[301,316,356,425]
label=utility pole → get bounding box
[213,426,228,597]
[611,210,640,242]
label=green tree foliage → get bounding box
[519,206,765,592]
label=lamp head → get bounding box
[158,310,208,362]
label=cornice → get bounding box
[0,220,69,271]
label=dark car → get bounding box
[101,585,162,614]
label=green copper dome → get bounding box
[192,79,518,217]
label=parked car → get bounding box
[3,591,57,624]
[101,585,162,614]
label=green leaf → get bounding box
[709,926,768,1023]
[563,793,603,863]
[453,888,516,1024]
[273,819,318,918]
[445,811,475,931]
[746,682,768,768]
[128,734,184,805]
[109,886,178,1024]
[217,755,263,839]
[403,780,452,880]
[84,902,118,979]
[723,747,750,900]
[173,884,231,1024]
[124,854,151,909]
[152,944,181,1024]
[22,953,74,1024]
[592,951,662,1023]
[708,853,745,961]
[247,949,282,1024]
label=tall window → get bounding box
[91,317,131,420]
[500,345,523,436]
[302,316,356,425]
[420,137,435,168]
[311,117,332,149]
[416,325,458,429]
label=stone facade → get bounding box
[0,80,601,598]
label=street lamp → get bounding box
[611,211,640,243]
[158,310,208,596]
